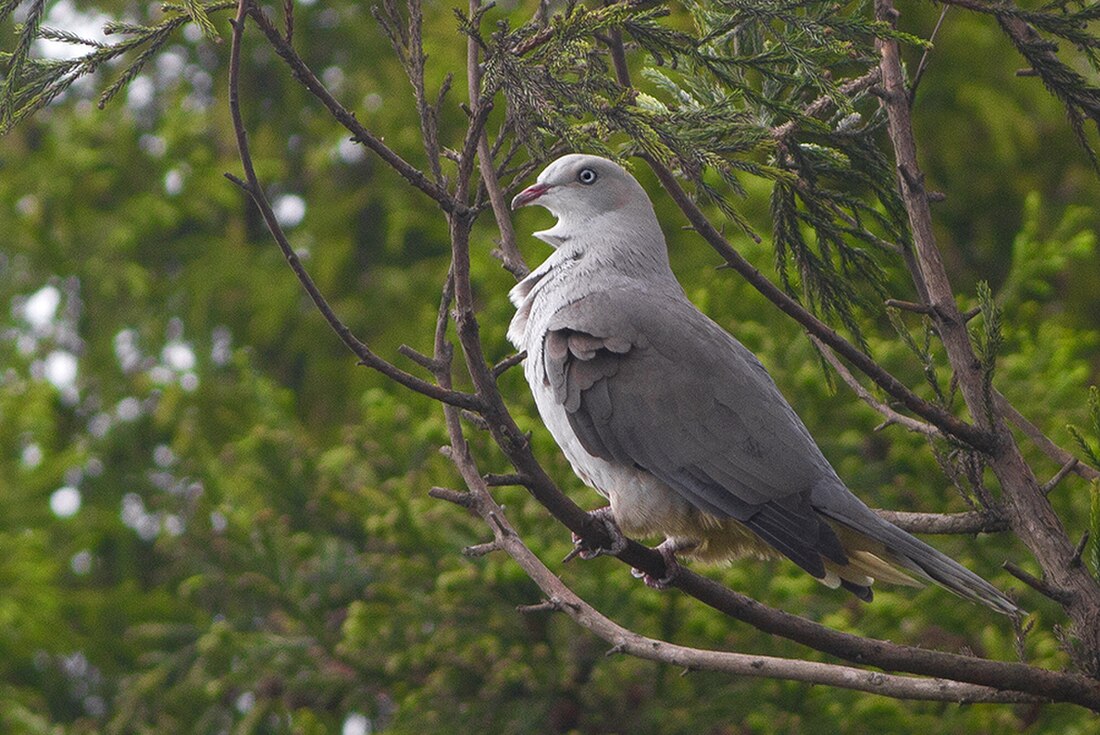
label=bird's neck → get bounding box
[536,205,675,281]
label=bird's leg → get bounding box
[566,506,628,561]
[631,538,697,589]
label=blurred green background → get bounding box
[1,1,1099,733]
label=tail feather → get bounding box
[819,503,1021,616]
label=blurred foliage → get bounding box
[1,1,1099,734]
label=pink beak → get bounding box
[511,182,551,210]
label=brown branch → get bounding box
[245,5,456,212]
[995,390,1100,483]
[810,335,942,439]
[225,2,481,414]
[452,455,1041,704]
[405,0,444,184]
[909,5,949,103]
[1041,457,1080,495]
[467,0,529,279]
[875,0,1100,675]
[874,508,1009,535]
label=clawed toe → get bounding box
[565,507,627,562]
[632,539,694,589]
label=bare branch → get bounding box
[428,486,472,507]
[996,390,1100,483]
[875,0,1100,673]
[492,350,526,378]
[885,298,932,315]
[874,508,1009,535]
[909,6,950,102]
[224,5,482,413]
[245,5,456,212]
[440,399,1045,705]
[466,0,528,278]
[1041,457,1080,495]
[811,335,942,438]
[1003,562,1072,605]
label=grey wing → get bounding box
[543,292,848,578]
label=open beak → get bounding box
[511,182,551,210]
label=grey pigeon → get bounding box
[507,153,1018,615]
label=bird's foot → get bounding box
[565,506,627,562]
[631,539,695,589]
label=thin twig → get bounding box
[1003,562,1071,604]
[910,6,949,103]
[224,5,481,413]
[885,298,932,315]
[245,5,456,211]
[428,486,472,507]
[811,336,942,438]
[995,390,1100,482]
[492,350,527,378]
[467,0,529,279]
[406,0,444,183]
[1041,457,1080,495]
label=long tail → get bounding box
[822,503,1021,616]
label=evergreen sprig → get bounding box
[971,280,1004,422]
[939,0,1100,169]
[0,1,233,135]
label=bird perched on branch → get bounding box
[507,153,1018,615]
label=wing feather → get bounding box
[542,290,848,577]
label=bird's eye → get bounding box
[577,168,598,184]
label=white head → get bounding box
[511,154,655,226]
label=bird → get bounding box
[506,153,1019,615]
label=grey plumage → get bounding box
[508,153,1018,615]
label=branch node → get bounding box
[429,486,473,508]
[605,643,625,657]
[463,540,502,558]
[516,600,559,614]
[398,343,440,371]
[884,298,932,315]
[1041,457,1079,495]
[223,171,251,192]
[492,351,527,379]
[1003,562,1072,605]
[927,191,947,203]
[461,409,490,431]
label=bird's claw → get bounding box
[565,507,627,562]
[631,539,689,589]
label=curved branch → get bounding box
[226,0,481,413]
[437,426,1040,705]
[245,5,456,212]
[810,335,942,439]
[995,390,1100,483]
